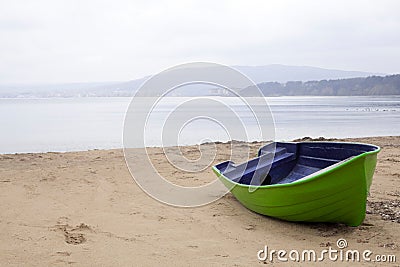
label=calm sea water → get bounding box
[0,96,399,154]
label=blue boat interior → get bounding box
[214,142,379,186]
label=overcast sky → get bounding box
[0,0,399,84]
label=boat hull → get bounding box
[213,143,379,226]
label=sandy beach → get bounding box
[0,136,399,266]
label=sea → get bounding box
[0,96,399,154]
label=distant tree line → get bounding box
[241,74,400,96]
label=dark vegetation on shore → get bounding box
[242,74,400,96]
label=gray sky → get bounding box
[0,0,399,83]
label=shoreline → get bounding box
[0,94,399,99]
[0,136,399,265]
[1,135,400,156]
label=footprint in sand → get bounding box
[52,218,93,245]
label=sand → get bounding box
[0,136,399,266]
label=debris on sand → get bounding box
[292,136,337,142]
[367,200,400,223]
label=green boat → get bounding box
[212,142,380,226]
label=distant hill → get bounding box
[233,64,381,83]
[0,78,148,98]
[0,65,388,97]
[241,74,400,96]
[133,65,380,96]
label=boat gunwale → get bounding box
[213,141,381,189]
